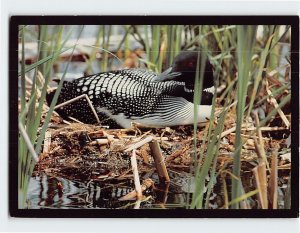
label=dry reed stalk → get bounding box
[102,131,115,142]
[24,90,49,112]
[37,71,51,90]
[131,149,142,200]
[96,139,109,145]
[62,120,72,125]
[254,135,265,160]
[222,178,229,209]
[229,132,271,141]
[215,100,237,117]
[266,82,290,128]
[24,90,50,113]
[279,152,291,162]
[119,178,154,201]
[46,94,100,123]
[269,151,278,209]
[243,126,289,131]
[277,164,291,169]
[133,200,141,209]
[149,139,170,183]
[25,90,32,98]
[136,148,150,164]
[219,122,284,139]
[88,130,105,139]
[258,161,268,209]
[68,116,84,124]
[43,131,51,153]
[253,161,268,209]
[124,136,153,152]
[121,135,168,142]
[220,126,236,138]
[166,146,189,162]
[154,136,169,141]
[254,112,270,171]
[157,183,170,205]
[239,186,251,209]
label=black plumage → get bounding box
[47,51,215,128]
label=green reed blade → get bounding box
[231,25,257,209]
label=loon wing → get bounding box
[55,69,164,124]
[54,68,194,127]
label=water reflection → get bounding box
[27,173,188,209]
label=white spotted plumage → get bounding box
[54,61,214,128]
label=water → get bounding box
[27,174,88,209]
[27,173,190,209]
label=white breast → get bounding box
[98,97,212,128]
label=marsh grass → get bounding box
[18,25,83,208]
[18,24,291,209]
[231,25,258,209]
[188,25,291,209]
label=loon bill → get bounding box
[47,51,215,128]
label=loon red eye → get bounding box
[187,61,194,68]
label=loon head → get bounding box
[153,51,214,92]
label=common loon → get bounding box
[47,51,215,128]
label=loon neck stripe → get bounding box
[203,86,215,95]
[184,85,215,94]
[184,86,194,93]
